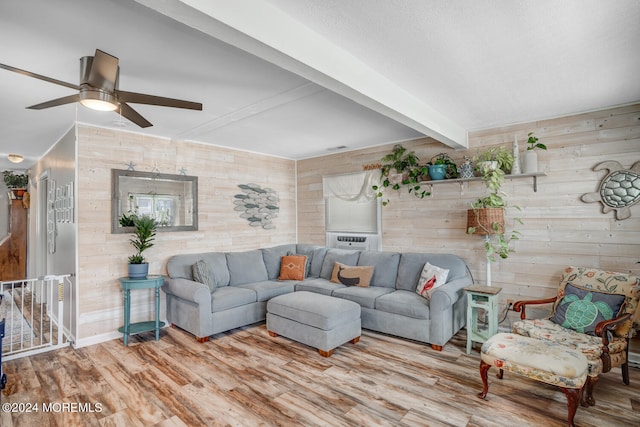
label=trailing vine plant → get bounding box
[372,144,430,206]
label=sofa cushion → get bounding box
[416,262,449,300]
[357,251,400,288]
[210,286,257,312]
[550,283,625,335]
[261,244,297,280]
[375,290,430,320]
[167,252,230,287]
[226,250,269,285]
[278,255,307,281]
[296,244,328,278]
[191,260,218,292]
[295,278,346,296]
[320,249,360,279]
[285,251,313,277]
[332,286,394,309]
[330,262,374,287]
[237,280,294,302]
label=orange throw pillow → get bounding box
[330,262,374,287]
[278,255,307,281]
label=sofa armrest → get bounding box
[162,278,211,308]
[430,277,470,312]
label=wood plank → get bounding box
[2,325,639,426]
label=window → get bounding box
[323,171,379,233]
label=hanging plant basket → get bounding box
[467,208,505,235]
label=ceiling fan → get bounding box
[0,49,202,128]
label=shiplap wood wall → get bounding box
[297,104,640,314]
[77,126,296,341]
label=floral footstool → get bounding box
[478,333,588,427]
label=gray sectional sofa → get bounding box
[163,244,473,350]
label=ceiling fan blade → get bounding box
[87,49,119,91]
[0,63,79,90]
[28,94,81,110]
[119,103,152,128]
[118,90,202,111]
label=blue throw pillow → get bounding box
[550,283,625,335]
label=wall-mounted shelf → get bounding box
[420,172,546,194]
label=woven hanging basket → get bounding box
[467,208,505,235]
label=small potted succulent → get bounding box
[127,214,157,279]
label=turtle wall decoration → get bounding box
[581,160,640,220]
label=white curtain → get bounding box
[322,171,376,202]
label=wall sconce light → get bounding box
[7,153,24,163]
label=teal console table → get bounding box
[118,275,165,346]
[464,285,502,354]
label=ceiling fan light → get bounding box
[7,154,24,163]
[79,89,118,111]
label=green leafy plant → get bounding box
[372,144,430,205]
[119,212,136,227]
[468,148,522,261]
[526,132,547,150]
[128,215,157,264]
[473,146,514,174]
[428,153,459,179]
[2,170,29,189]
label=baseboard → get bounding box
[73,322,171,349]
[74,331,122,348]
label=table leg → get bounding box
[155,286,160,341]
[123,289,130,346]
[466,295,472,354]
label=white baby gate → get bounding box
[0,274,74,361]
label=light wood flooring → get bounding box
[2,324,639,427]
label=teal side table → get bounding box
[118,275,166,346]
[464,285,502,354]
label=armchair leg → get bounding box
[622,361,630,385]
[581,376,597,407]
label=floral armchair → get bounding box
[512,266,640,407]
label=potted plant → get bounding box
[427,153,459,180]
[2,170,29,198]
[467,149,521,261]
[473,146,514,175]
[127,214,157,279]
[523,132,547,173]
[372,144,430,205]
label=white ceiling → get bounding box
[1,0,638,171]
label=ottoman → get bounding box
[478,333,588,427]
[267,291,361,357]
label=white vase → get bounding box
[523,150,538,174]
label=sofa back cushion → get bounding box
[226,250,269,285]
[261,244,297,280]
[396,253,468,291]
[320,249,360,280]
[295,244,328,278]
[167,252,230,287]
[357,251,400,288]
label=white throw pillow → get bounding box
[416,262,449,300]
